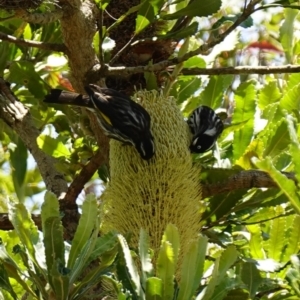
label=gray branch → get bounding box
[0,78,68,197]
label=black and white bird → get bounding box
[187,105,223,153]
[44,84,155,160]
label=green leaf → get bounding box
[37,134,71,158]
[266,207,285,260]
[94,0,111,10]
[68,194,99,268]
[70,264,112,299]
[41,191,61,229]
[88,231,118,266]
[262,118,290,158]
[51,260,70,300]
[162,224,180,268]
[171,77,202,105]
[163,0,221,19]
[283,215,300,262]
[280,83,300,111]
[43,217,65,284]
[158,22,198,39]
[8,61,48,98]
[8,202,43,271]
[240,262,263,298]
[232,80,256,161]
[285,113,300,184]
[258,80,281,110]
[178,235,208,300]
[145,71,158,91]
[217,245,238,280]
[135,0,165,34]
[117,234,143,299]
[201,189,247,222]
[280,8,298,62]
[145,277,163,300]
[9,137,27,201]
[255,157,300,214]
[200,75,234,109]
[69,226,99,285]
[139,228,153,288]
[246,225,265,259]
[156,240,175,300]
[0,263,18,300]
[197,257,220,300]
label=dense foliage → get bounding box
[1,0,300,299]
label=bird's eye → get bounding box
[197,145,201,150]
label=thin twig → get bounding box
[0,31,66,52]
[62,149,108,207]
[93,0,267,79]
[110,34,136,66]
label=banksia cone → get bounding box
[101,90,201,267]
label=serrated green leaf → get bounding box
[262,118,290,158]
[41,192,61,229]
[9,138,27,201]
[178,235,208,300]
[135,0,164,34]
[145,277,163,300]
[69,223,99,285]
[43,217,65,284]
[283,215,300,262]
[247,225,265,259]
[266,207,285,260]
[139,229,153,287]
[68,194,99,268]
[163,0,221,19]
[258,81,281,110]
[280,8,297,62]
[117,234,143,299]
[255,157,300,214]
[280,83,300,111]
[218,245,238,280]
[287,73,300,90]
[240,262,263,298]
[37,134,71,158]
[232,81,256,161]
[285,113,300,184]
[69,264,112,299]
[201,189,247,222]
[156,240,175,300]
[88,231,118,266]
[172,77,202,104]
[8,202,42,271]
[200,75,233,109]
[197,257,220,300]
[162,224,180,269]
[51,260,70,300]
[0,263,18,300]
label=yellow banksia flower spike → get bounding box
[101,90,201,267]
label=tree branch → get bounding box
[0,169,295,231]
[0,78,68,197]
[15,8,63,24]
[201,169,296,199]
[62,148,108,208]
[180,65,300,76]
[0,31,66,52]
[89,0,263,79]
